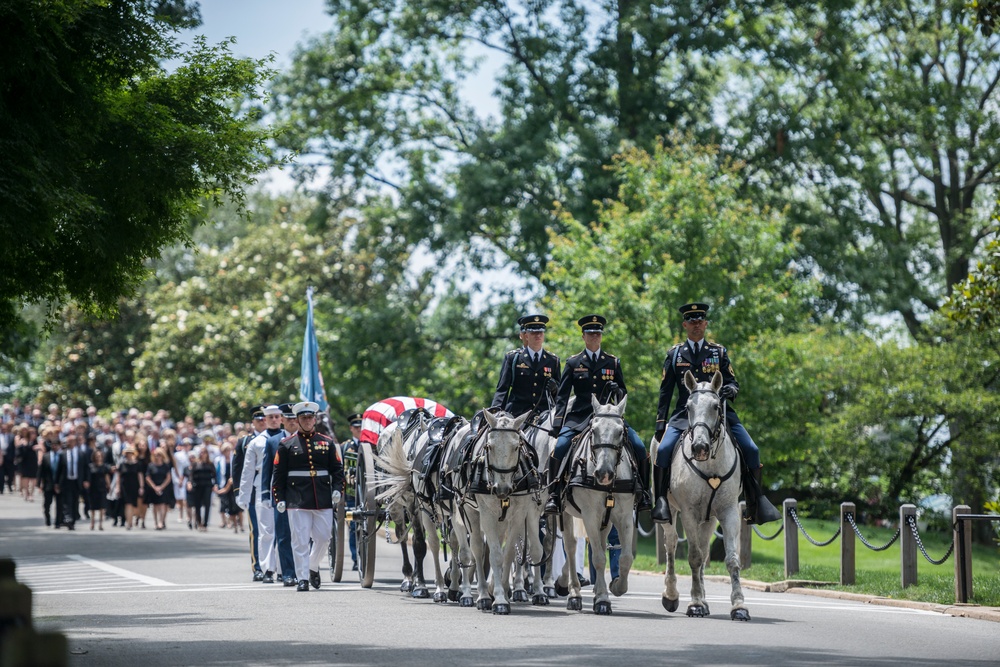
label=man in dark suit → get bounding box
[60,433,90,530]
[37,434,65,528]
[491,314,561,417]
[0,422,15,493]
[651,301,780,525]
[544,314,651,514]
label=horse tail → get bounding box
[375,427,411,503]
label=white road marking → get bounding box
[66,554,176,586]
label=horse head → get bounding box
[481,409,530,500]
[589,394,628,486]
[684,370,724,462]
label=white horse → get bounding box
[373,411,449,598]
[460,410,548,615]
[556,395,637,615]
[660,370,749,621]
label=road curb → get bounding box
[702,575,1000,623]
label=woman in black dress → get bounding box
[87,449,112,530]
[144,448,175,530]
[187,447,215,532]
[117,446,144,531]
[134,438,151,529]
[15,425,40,502]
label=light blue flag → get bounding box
[299,286,329,411]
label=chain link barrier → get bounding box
[845,512,900,551]
[752,523,784,540]
[905,514,954,565]
[789,507,841,547]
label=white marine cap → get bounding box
[293,401,320,416]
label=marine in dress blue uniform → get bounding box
[490,314,561,417]
[544,315,651,514]
[273,402,346,592]
[651,302,779,525]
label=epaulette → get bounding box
[507,348,520,356]
[314,433,335,443]
[280,433,297,444]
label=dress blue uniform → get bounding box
[544,315,650,514]
[490,315,561,417]
[651,302,778,525]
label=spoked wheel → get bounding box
[328,500,345,582]
[355,441,378,588]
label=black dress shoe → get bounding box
[262,571,274,584]
[282,576,296,587]
[309,570,321,589]
[252,571,264,582]
[296,580,309,592]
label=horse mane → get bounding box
[375,426,412,503]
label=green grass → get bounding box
[628,517,1000,607]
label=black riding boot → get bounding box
[651,464,672,524]
[544,456,563,515]
[743,466,781,525]
[634,456,652,513]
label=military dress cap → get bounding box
[249,404,265,419]
[577,314,607,332]
[262,405,283,416]
[279,403,295,418]
[347,413,363,427]
[517,314,549,332]
[293,401,320,416]
[679,302,710,321]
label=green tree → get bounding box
[541,138,819,440]
[947,238,1000,329]
[271,0,738,279]
[0,0,275,341]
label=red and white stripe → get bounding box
[359,396,454,444]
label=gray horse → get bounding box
[461,410,548,615]
[558,395,637,615]
[660,370,749,621]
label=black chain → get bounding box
[752,523,784,540]
[846,512,900,551]
[906,514,954,565]
[789,507,841,547]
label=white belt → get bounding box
[288,470,329,478]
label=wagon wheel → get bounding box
[355,441,378,588]
[328,496,346,582]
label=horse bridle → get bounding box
[683,389,737,520]
[685,388,725,460]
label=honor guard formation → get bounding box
[1,299,780,597]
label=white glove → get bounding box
[332,491,341,506]
[276,501,286,513]
[261,495,272,510]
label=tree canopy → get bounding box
[0,0,275,342]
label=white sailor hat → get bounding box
[262,405,283,416]
[293,401,320,416]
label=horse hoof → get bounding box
[555,582,569,597]
[594,600,612,615]
[686,604,709,618]
[412,587,430,599]
[566,596,583,611]
[512,590,529,603]
[400,581,413,593]
[662,597,679,613]
[433,591,448,603]
[448,590,461,603]
[492,603,511,615]
[609,576,627,597]
[477,597,494,611]
[460,596,475,608]
[531,594,549,606]
[544,586,558,599]
[731,608,751,622]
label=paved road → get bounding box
[1,492,998,666]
